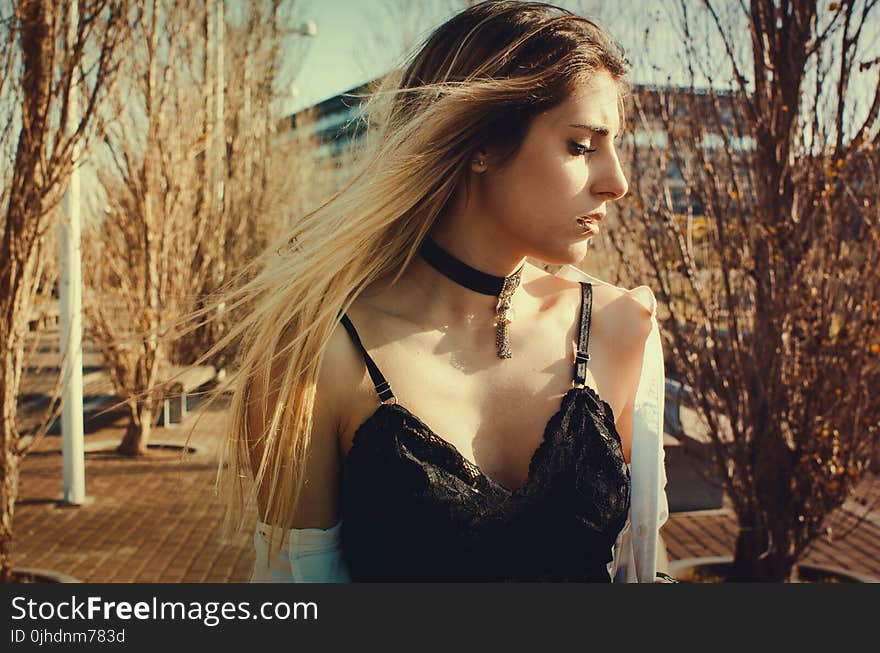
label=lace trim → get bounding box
[347,383,622,492]
[344,383,630,534]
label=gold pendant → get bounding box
[494,268,523,359]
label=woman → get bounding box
[228,0,670,582]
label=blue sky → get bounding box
[288,0,463,112]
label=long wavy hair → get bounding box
[178,0,631,570]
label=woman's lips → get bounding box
[577,215,601,232]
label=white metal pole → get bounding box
[59,0,87,505]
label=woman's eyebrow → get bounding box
[569,122,625,141]
[568,122,610,136]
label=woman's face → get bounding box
[475,70,629,265]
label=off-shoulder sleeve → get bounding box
[250,520,351,583]
[628,286,669,582]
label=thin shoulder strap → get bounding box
[339,313,396,403]
[573,281,593,386]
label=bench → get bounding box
[663,377,726,512]
[664,377,696,438]
[160,364,217,427]
[28,305,60,331]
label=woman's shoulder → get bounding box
[535,262,655,339]
[323,312,380,401]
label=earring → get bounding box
[472,157,486,172]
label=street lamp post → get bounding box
[59,0,89,507]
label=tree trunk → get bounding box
[115,0,163,459]
[730,520,796,582]
[0,0,53,584]
[0,439,21,583]
[116,401,155,456]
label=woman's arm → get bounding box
[555,266,671,582]
[612,288,654,465]
[246,324,358,582]
[245,332,345,531]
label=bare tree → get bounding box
[84,0,317,455]
[0,0,129,582]
[169,0,317,371]
[610,0,880,581]
[84,0,214,456]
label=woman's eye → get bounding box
[568,140,597,156]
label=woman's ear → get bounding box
[470,149,489,173]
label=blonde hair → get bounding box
[171,1,630,572]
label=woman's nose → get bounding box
[593,150,628,201]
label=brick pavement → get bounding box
[11,395,880,582]
[12,395,258,583]
[662,474,880,580]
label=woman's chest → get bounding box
[340,321,627,492]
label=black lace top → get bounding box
[338,282,631,582]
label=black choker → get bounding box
[418,236,524,359]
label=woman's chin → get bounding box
[534,240,591,267]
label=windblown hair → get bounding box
[179,0,630,571]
